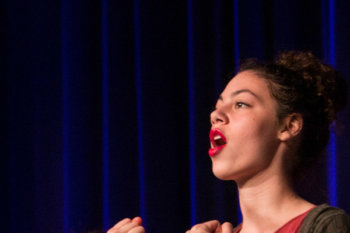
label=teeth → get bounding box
[212,133,226,146]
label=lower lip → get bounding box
[208,145,226,157]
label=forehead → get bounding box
[220,70,272,100]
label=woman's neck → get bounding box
[236,172,314,233]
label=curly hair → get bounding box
[238,51,348,178]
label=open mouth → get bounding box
[208,129,227,156]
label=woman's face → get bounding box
[209,71,284,182]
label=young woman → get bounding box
[107,51,350,233]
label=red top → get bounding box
[234,208,313,233]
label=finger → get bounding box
[204,220,221,232]
[119,222,140,232]
[221,222,233,233]
[131,216,143,225]
[108,218,132,231]
[129,226,145,233]
[191,220,221,232]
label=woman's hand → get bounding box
[107,217,145,233]
[186,220,233,233]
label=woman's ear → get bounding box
[278,113,303,141]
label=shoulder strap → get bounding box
[299,204,350,233]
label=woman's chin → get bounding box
[212,167,235,181]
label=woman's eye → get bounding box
[236,102,248,108]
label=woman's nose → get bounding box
[210,110,227,126]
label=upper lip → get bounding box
[209,128,227,148]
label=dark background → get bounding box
[2,0,350,233]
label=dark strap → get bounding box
[232,204,350,233]
[299,204,350,233]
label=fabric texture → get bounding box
[233,204,350,233]
[299,204,350,233]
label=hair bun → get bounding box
[275,51,348,122]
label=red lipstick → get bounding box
[208,128,227,157]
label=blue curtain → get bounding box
[2,0,350,233]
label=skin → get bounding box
[108,71,314,233]
[186,220,234,233]
[209,71,283,183]
[205,71,314,233]
[107,217,145,233]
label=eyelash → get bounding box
[235,102,249,108]
[212,101,249,111]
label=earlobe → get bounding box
[278,113,303,141]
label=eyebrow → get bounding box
[218,89,259,101]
